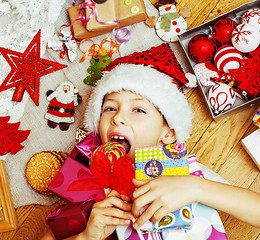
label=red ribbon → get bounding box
[67,152,135,196]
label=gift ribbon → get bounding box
[79,38,119,62]
[67,153,135,196]
[79,0,120,26]
[68,0,120,35]
[113,28,131,48]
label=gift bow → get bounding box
[67,152,135,196]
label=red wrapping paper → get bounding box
[70,132,101,166]
[46,200,95,240]
[48,156,106,203]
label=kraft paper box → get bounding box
[68,0,147,40]
[48,156,106,203]
[46,200,95,240]
[85,0,118,32]
[135,143,192,231]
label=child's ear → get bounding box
[161,128,176,145]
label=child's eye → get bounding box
[103,107,116,112]
[133,108,146,113]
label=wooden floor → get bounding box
[1,0,260,239]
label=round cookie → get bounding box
[26,152,62,195]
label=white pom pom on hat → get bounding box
[83,63,194,143]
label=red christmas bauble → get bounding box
[212,18,237,45]
[188,34,217,63]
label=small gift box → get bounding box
[46,200,95,240]
[68,0,147,40]
[48,156,106,203]
[70,131,101,166]
[135,143,192,232]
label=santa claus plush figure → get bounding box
[45,81,81,130]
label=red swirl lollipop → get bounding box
[92,142,126,166]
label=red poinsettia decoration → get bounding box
[229,46,260,99]
[0,116,30,155]
[68,152,135,196]
[0,30,67,106]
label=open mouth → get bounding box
[110,135,131,154]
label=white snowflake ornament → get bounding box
[231,23,260,53]
[155,4,187,42]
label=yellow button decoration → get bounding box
[124,0,132,5]
[131,6,139,14]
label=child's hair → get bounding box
[84,63,193,143]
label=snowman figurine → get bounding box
[155,4,187,42]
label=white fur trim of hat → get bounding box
[83,64,193,143]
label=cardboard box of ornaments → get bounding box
[178,0,260,120]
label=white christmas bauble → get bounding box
[208,83,236,114]
[214,45,243,73]
[242,8,260,30]
[231,23,260,53]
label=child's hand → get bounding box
[131,175,200,230]
[78,190,134,240]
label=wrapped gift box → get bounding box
[46,200,95,240]
[68,0,147,40]
[253,107,260,127]
[178,0,260,120]
[135,144,192,231]
[241,129,260,169]
[69,132,101,167]
[48,156,106,203]
[117,154,228,239]
[161,203,228,240]
[85,0,118,32]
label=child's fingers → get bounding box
[132,188,156,217]
[102,207,134,220]
[132,178,150,188]
[133,202,162,230]
[96,196,132,212]
[104,215,132,226]
[150,206,171,223]
[108,190,131,202]
[132,181,151,200]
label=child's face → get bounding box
[99,91,170,161]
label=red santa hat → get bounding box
[83,43,195,143]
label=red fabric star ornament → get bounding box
[0,30,67,106]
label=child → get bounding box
[42,48,260,240]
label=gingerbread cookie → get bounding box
[26,152,63,195]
